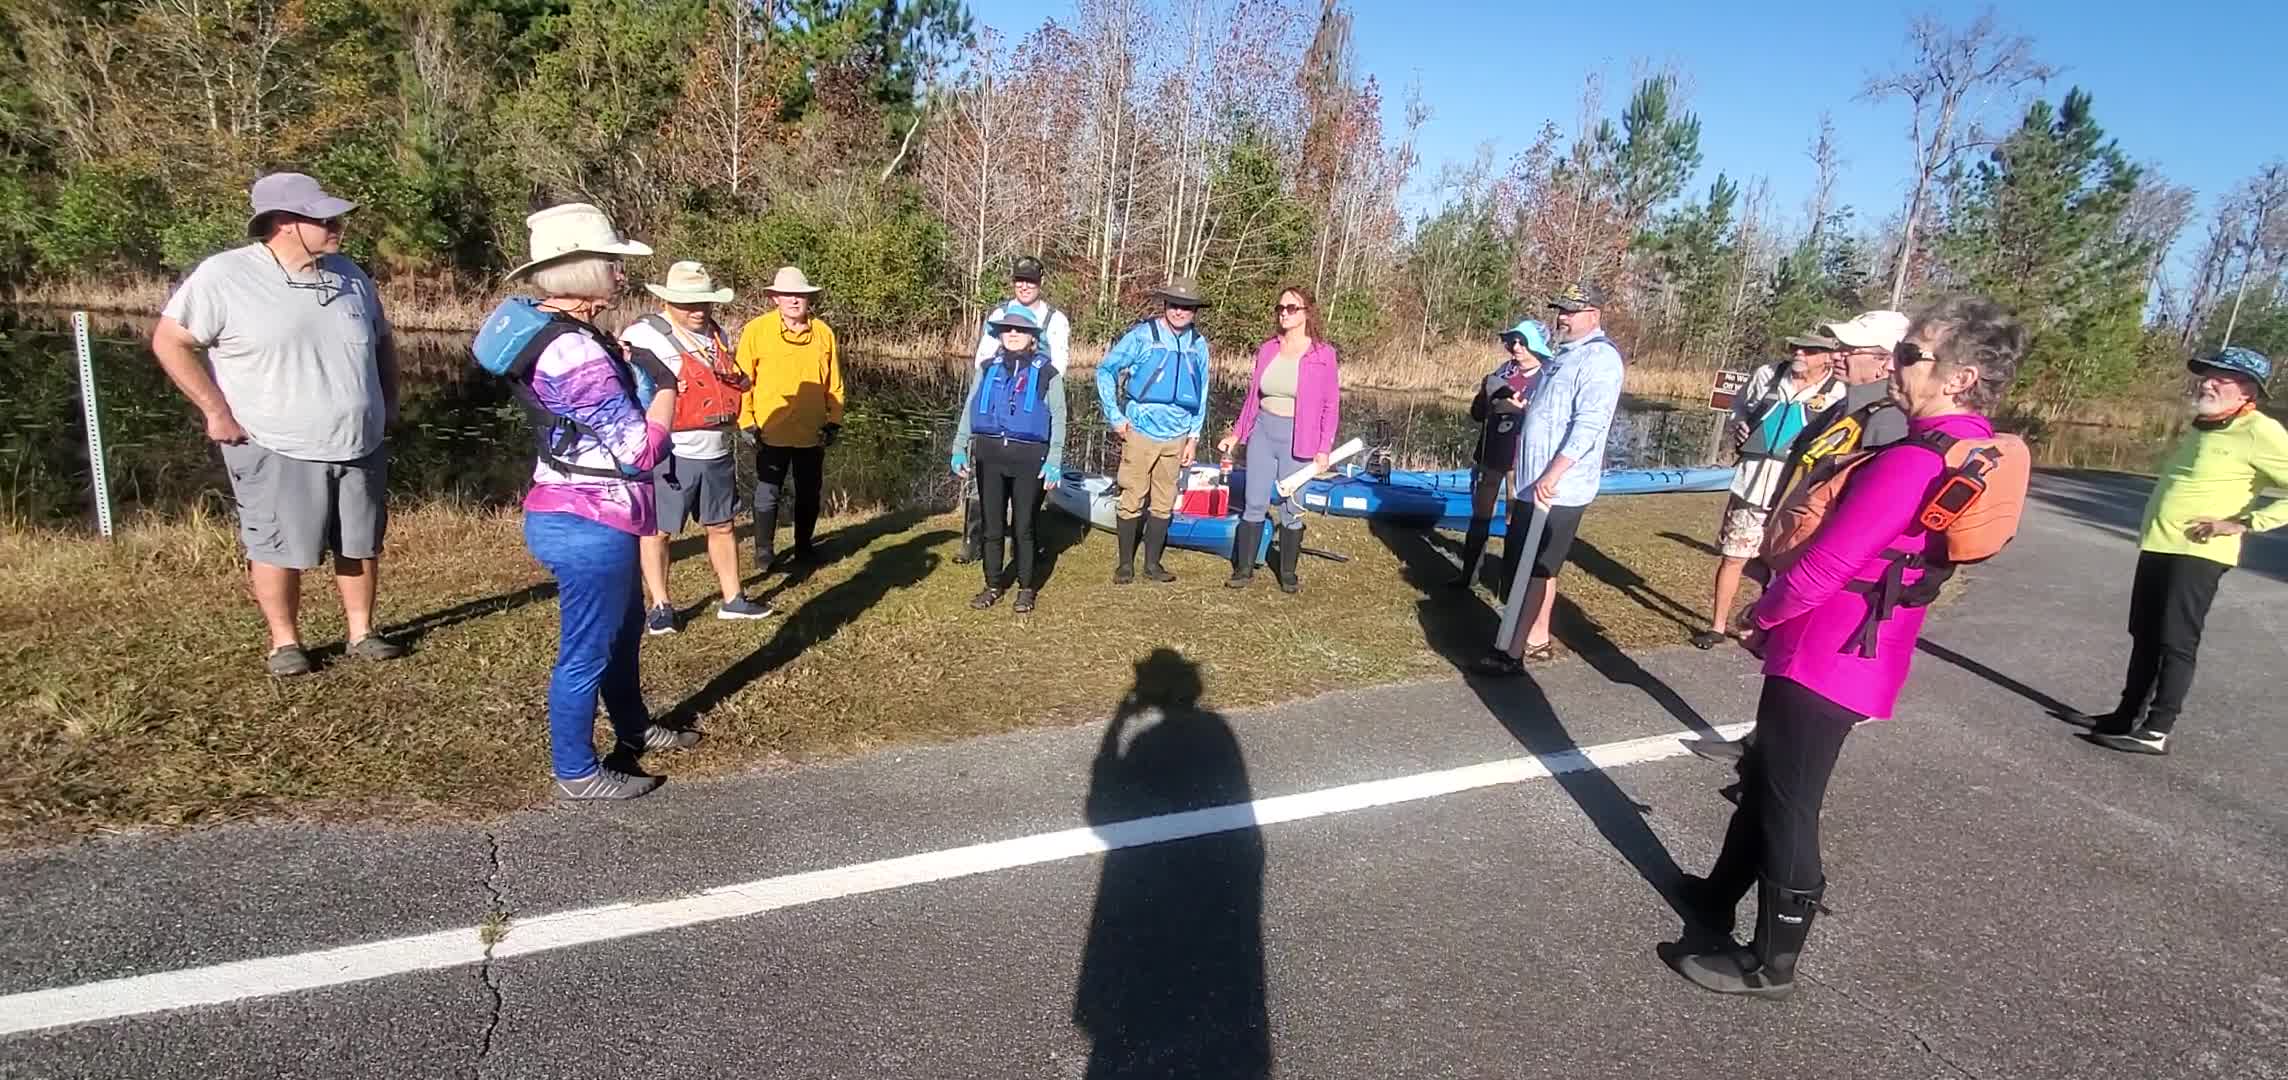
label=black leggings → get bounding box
[1706,677,1859,898]
[755,443,825,549]
[974,437,1048,589]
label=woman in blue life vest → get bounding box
[1453,318,1553,589]
[951,306,1069,614]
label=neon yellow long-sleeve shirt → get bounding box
[735,315,845,448]
[2140,408,2288,566]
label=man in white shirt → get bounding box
[958,256,1072,564]
[620,261,774,633]
[151,172,405,677]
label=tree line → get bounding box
[1,0,2280,409]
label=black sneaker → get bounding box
[265,644,314,677]
[2061,709,2137,737]
[2092,728,2169,755]
[645,604,677,636]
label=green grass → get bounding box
[0,493,1737,845]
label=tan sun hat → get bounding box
[764,266,822,295]
[507,203,652,280]
[645,260,734,305]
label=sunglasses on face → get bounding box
[1275,303,1304,315]
[1893,341,1939,367]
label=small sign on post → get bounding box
[73,311,115,538]
[1708,368,1751,412]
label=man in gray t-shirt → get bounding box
[151,172,406,676]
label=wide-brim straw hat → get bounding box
[763,266,822,295]
[645,260,735,304]
[507,203,652,280]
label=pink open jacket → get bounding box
[1231,338,1341,457]
[1751,411,1995,721]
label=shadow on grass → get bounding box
[1656,531,1723,559]
[1072,648,1269,1079]
[1369,520,1695,926]
[655,509,946,729]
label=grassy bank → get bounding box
[0,492,1738,845]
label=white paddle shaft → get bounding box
[1277,437,1365,498]
[1495,498,1551,654]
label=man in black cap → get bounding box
[959,256,1073,564]
[150,172,405,676]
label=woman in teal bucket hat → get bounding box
[1452,318,1554,589]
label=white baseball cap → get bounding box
[1821,310,1909,351]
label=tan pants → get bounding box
[1115,430,1185,520]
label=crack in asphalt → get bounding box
[474,830,508,1080]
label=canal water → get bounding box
[1,310,2162,531]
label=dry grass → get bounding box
[0,492,1736,845]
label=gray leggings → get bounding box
[1242,410,1310,529]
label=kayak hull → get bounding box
[1296,466,1734,536]
[1048,471,1277,563]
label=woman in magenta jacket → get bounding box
[1670,296,2027,998]
[1217,285,1341,593]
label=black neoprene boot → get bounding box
[1672,879,1824,999]
[1113,516,1140,585]
[1275,524,1304,593]
[1141,516,1177,583]
[1451,516,1493,589]
[753,507,779,570]
[1228,521,1261,588]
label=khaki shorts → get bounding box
[1717,496,1769,560]
[1114,430,1185,520]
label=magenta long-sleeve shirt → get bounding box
[1751,411,1995,721]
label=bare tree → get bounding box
[1863,8,2053,306]
[1804,113,1840,245]
[2221,163,2288,348]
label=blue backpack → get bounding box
[468,298,650,481]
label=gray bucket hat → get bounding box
[1151,277,1210,308]
[246,172,358,237]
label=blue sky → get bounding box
[961,0,2283,284]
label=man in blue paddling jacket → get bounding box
[1097,278,1213,585]
[1477,283,1626,675]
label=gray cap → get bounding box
[246,172,357,237]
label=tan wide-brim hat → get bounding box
[645,260,735,304]
[763,265,822,295]
[507,203,653,280]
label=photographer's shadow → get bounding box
[1072,649,1270,1080]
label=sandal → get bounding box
[1689,630,1727,650]
[1472,651,1527,678]
[1521,640,1557,663]
[969,587,1004,610]
[1012,588,1038,614]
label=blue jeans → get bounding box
[523,512,651,779]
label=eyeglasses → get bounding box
[1275,304,1305,315]
[1893,341,1939,368]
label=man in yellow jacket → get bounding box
[736,266,844,568]
[2074,347,2288,755]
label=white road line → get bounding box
[0,722,1749,1037]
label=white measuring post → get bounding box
[1494,497,1551,654]
[72,311,115,538]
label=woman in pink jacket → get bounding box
[1670,296,2027,998]
[1218,285,1341,593]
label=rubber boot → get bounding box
[753,507,779,571]
[1451,516,1493,589]
[953,495,982,565]
[1275,523,1304,594]
[1672,879,1824,999]
[1141,516,1177,583]
[1113,516,1140,585]
[1227,520,1262,589]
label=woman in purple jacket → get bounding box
[1670,296,2026,997]
[1218,286,1341,593]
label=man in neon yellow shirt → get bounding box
[2077,347,2288,754]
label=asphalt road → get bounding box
[4,471,2284,1080]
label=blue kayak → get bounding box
[1296,465,1734,536]
[1048,469,1277,564]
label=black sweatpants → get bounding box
[974,436,1049,589]
[2118,550,2230,734]
[755,443,825,550]
[1705,677,1860,899]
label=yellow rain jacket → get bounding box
[736,315,845,448]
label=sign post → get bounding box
[73,311,115,539]
[1708,368,1751,412]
